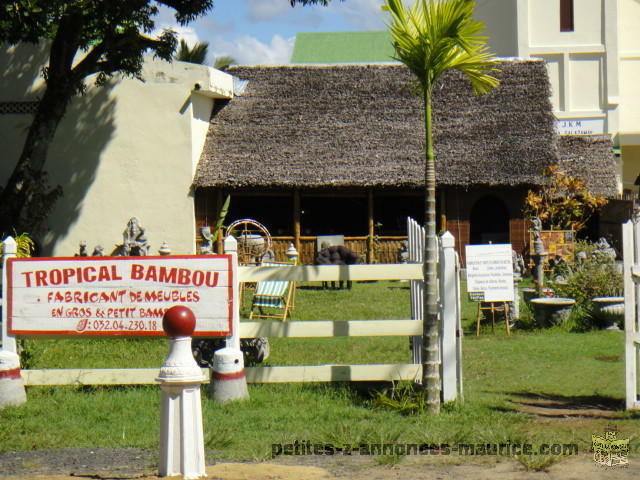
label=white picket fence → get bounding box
[10,224,462,400]
[407,217,463,402]
[623,217,640,409]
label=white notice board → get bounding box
[465,244,514,302]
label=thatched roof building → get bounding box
[194,60,617,197]
[193,59,620,264]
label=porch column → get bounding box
[367,189,374,264]
[293,189,301,256]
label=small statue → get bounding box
[76,241,88,257]
[122,217,149,256]
[398,240,409,263]
[92,245,104,256]
[512,250,525,281]
[531,217,545,255]
[531,217,542,239]
[593,237,616,261]
[200,226,213,254]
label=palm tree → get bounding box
[175,39,209,64]
[383,0,499,413]
[214,55,236,71]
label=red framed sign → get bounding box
[7,255,234,337]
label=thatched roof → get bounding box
[556,135,618,196]
[194,61,617,196]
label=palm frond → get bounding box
[174,39,209,65]
[383,0,499,94]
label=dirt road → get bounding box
[0,448,636,480]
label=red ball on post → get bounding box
[162,306,196,338]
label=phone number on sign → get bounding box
[75,318,159,332]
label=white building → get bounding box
[476,0,640,195]
[0,43,233,256]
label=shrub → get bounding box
[553,240,622,330]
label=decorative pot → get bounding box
[521,287,554,304]
[529,297,575,328]
[592,297,625,329]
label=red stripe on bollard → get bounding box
[212,371,246,381]
[0,368,22,380]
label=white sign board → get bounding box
[556,117,604,136]
[7,255,234,337]
[465,244,514,302]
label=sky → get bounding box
[154,0,388,66]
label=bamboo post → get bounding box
[293,189,301,258]
[367,190,374,264]
[216,189,224,254]
[439,188,447,234]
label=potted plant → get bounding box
[524,166,608,268]
[553,240,624,330]
[529,297,576,328]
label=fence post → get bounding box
[2,236,17,354]
[439,231,458,403]
[212,234,249,403]
[224,235,240,352]
[624,217,639,409]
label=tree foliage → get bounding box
[383,0,498,413]
[0,0,339,238]
[0,1,213,237]
[175,39,209,64]
[213,55,235,70]
[524,166,608,232]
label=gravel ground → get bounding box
[0,448,156,478]
[1,448,639,480]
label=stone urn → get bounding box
[592,297,625,329]
[521,287,554,304]
[530,297,576,328]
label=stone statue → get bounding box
[398,240,409,263]
[512,249,525,281]
[76,241,88,257]
[531,217,545,255]
[92,245,104,256]
[122,217,149,256]
[531,217,542,239]
[200,226,213,254]
[594,237,616,261]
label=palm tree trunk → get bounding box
[422,89,441,414]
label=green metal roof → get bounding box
[290,31,397,64]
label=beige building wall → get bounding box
[474,0,518,57]
[480,0,627,193]
[0,43,233,256]
[618,0,640,190]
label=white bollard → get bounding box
[210,347,249,404]
[0,350,27,409]
[157,306,206,479]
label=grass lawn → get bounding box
[1,280,637,469]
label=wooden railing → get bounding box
[271,236,407,265]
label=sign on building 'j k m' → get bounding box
[7,256,234,337]
[465,244,514,303]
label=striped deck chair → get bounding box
[249,262,296,321]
